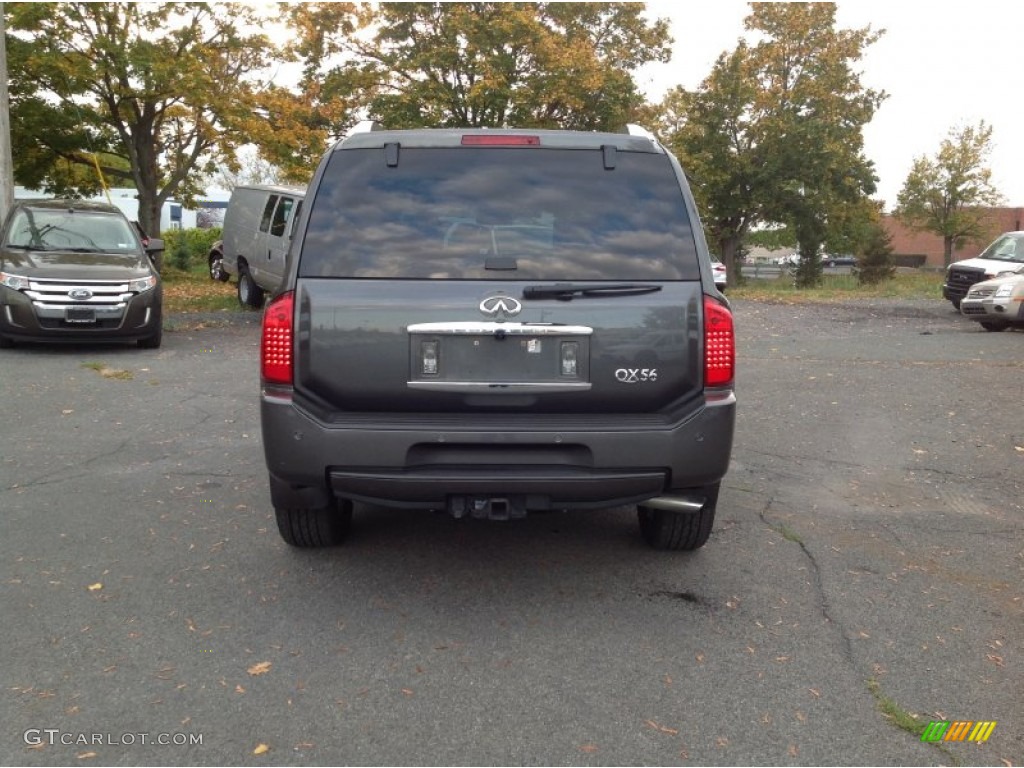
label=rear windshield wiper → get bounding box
[522,282,663,300]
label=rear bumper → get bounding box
[262,391,735,511]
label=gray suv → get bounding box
[260,125,735,551]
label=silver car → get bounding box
[960,274,1024,331]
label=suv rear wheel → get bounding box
[638,484,719,551]
[275,499,353,547]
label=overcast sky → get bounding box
[637,1,1024,211]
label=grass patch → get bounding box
[730,270,944,303]
[160,265,240,314]
[776,523,804,544]
[866,679,928,737]
[81,362,134,380]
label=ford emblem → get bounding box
[69,289,93,301]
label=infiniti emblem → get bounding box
[69,289,93,301]
[479,295,522,317]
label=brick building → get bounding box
[883,207,1024,268]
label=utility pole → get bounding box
[0,4,15,220]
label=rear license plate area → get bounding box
[410,332,590,384]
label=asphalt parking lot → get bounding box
[1,300,1021,766]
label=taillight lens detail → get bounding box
[261,291,294,385]
[704,295,735,388]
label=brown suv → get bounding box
[0,199,164,348]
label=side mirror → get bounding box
[145,238,165,254]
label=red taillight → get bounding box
[261,291,294,385]
[703,295,735,388]
[461,135,540,146]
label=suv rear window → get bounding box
[299,147,700,281]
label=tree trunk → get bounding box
[943,236,954,267]
[719,234,743,288]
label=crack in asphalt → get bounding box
[3,440,130,491]
[758,497,855,668]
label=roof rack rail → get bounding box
[348,120,384,136]
[620,123,657,140]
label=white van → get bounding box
[220,184,305,308]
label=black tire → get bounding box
[276,499,353,547]
[980,321,1008,332]
[638,484,720,551]
[951,299,961,310]
[237,265,265,309]
[209,250,229,282]
[137,309,163,349]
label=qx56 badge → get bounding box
[615,368,658,383]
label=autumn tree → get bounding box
[253,3,367,182]
[894,121,1004,267]
[654,47,759,285]
[288,2,671,133]
[655,3,884,288]
[6,3,272,235]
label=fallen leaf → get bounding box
[253,743,270,755]
[247,661,272,676]
[401,688,414,696]
[789,744,799,757]
[578,745,599,753]
[77,752,98,759]
[62,409,74,415]
[645,720,679,736]
[808,688,821,697]
[87,583,103,592]
[235,685,245,694]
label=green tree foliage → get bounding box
[253,3,367,183]
[893,121,1004,267]
[163,227,222,269]
[854,219,896,285]
[655,47,759,286]
[6,3,272,234]
[288,2,671,133]
[655,3,884,288]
